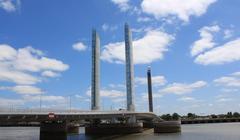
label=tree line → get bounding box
[160,112,240,120]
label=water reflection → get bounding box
[40,132,67,140]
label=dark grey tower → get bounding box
[91,29,100,110]
[147,66,153,112]
[125,23,135,111]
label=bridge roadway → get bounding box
[0,110,160,123]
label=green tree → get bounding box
[172,113,180,120]
[227,112,233,118]
[233,112,240,118]
[187,113,196,119]
[161,114,172,121]
[210,114,218,119]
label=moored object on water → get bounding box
[154,120,181,133]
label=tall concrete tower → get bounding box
[147,67,153,112]
[91,29,100,110]
[125,23,135,111]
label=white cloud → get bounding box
[191,25,220,56]
[141,93,162,100]
[109,84,125,89]
[214,72,240,88]
[178,96,196,102]
[102,24,118,32]
[221,88,239,93]
[141,0,217,22]
[159,81,207,95]
[41,70,59,78]
[0,97,24,107]
[101,30,174,64]
[72,42,87,52]
[0,44,68,86]
[23,95,67,103]
[137,17,152,22]
[0,0,18,12]
[86,87,125,98]
[0,85,43,95]
[101,89,125,98]
[216,98,233,102]
[232,72,240,77]
[111,0,130,12]
[0,67,40,85]
[194,38,240,65]
[112,98,125,103]
[6,46,69,72]
[224,29,233,39]
[135,75,167,86]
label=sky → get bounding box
[0,0,240,115]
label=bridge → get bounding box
[0,110,165,134]
[0,110,159,123]
[0,24,181,135]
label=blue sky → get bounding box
[0,0,240,115]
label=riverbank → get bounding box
[181,118,240,124]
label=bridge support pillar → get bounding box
[67,123,79,134]
[40,121,79,134]
[154,121,181,133]
[128,115,136,123]
[143,121,154,128]
[40,121,67,133]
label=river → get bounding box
[0,123,240,140]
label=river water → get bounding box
[0,123,240,140]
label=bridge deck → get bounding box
[0,111,160,123]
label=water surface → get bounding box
[0,123,240,140]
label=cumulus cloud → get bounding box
[0,0,19,12]
[159,81,207,95]
[0,85,43,94]
[178,96,196,102]
[135,75,167,86]
[0,97,24,107]
[214,71,240,87]
[137,17,152,22]
[224,29,233,39]
[101,30,174,64]
[111,0,130,12]
[23,95,67,103]
[102,24,118,32]
[41,70,59,78]
[191,25,220,56]
[0,44,69,94]
[86,87,125,98]
[194,38,240,65]
[72,42,87,52]
[141,0,217,22]
[0,67,40,85]
[141,93,162,100]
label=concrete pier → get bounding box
[154,121,181,133]
[143,121,154,128]
[85,123,143,135]
[67,123,80,134]
[40,121,79,134]
[40,121,67,133]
